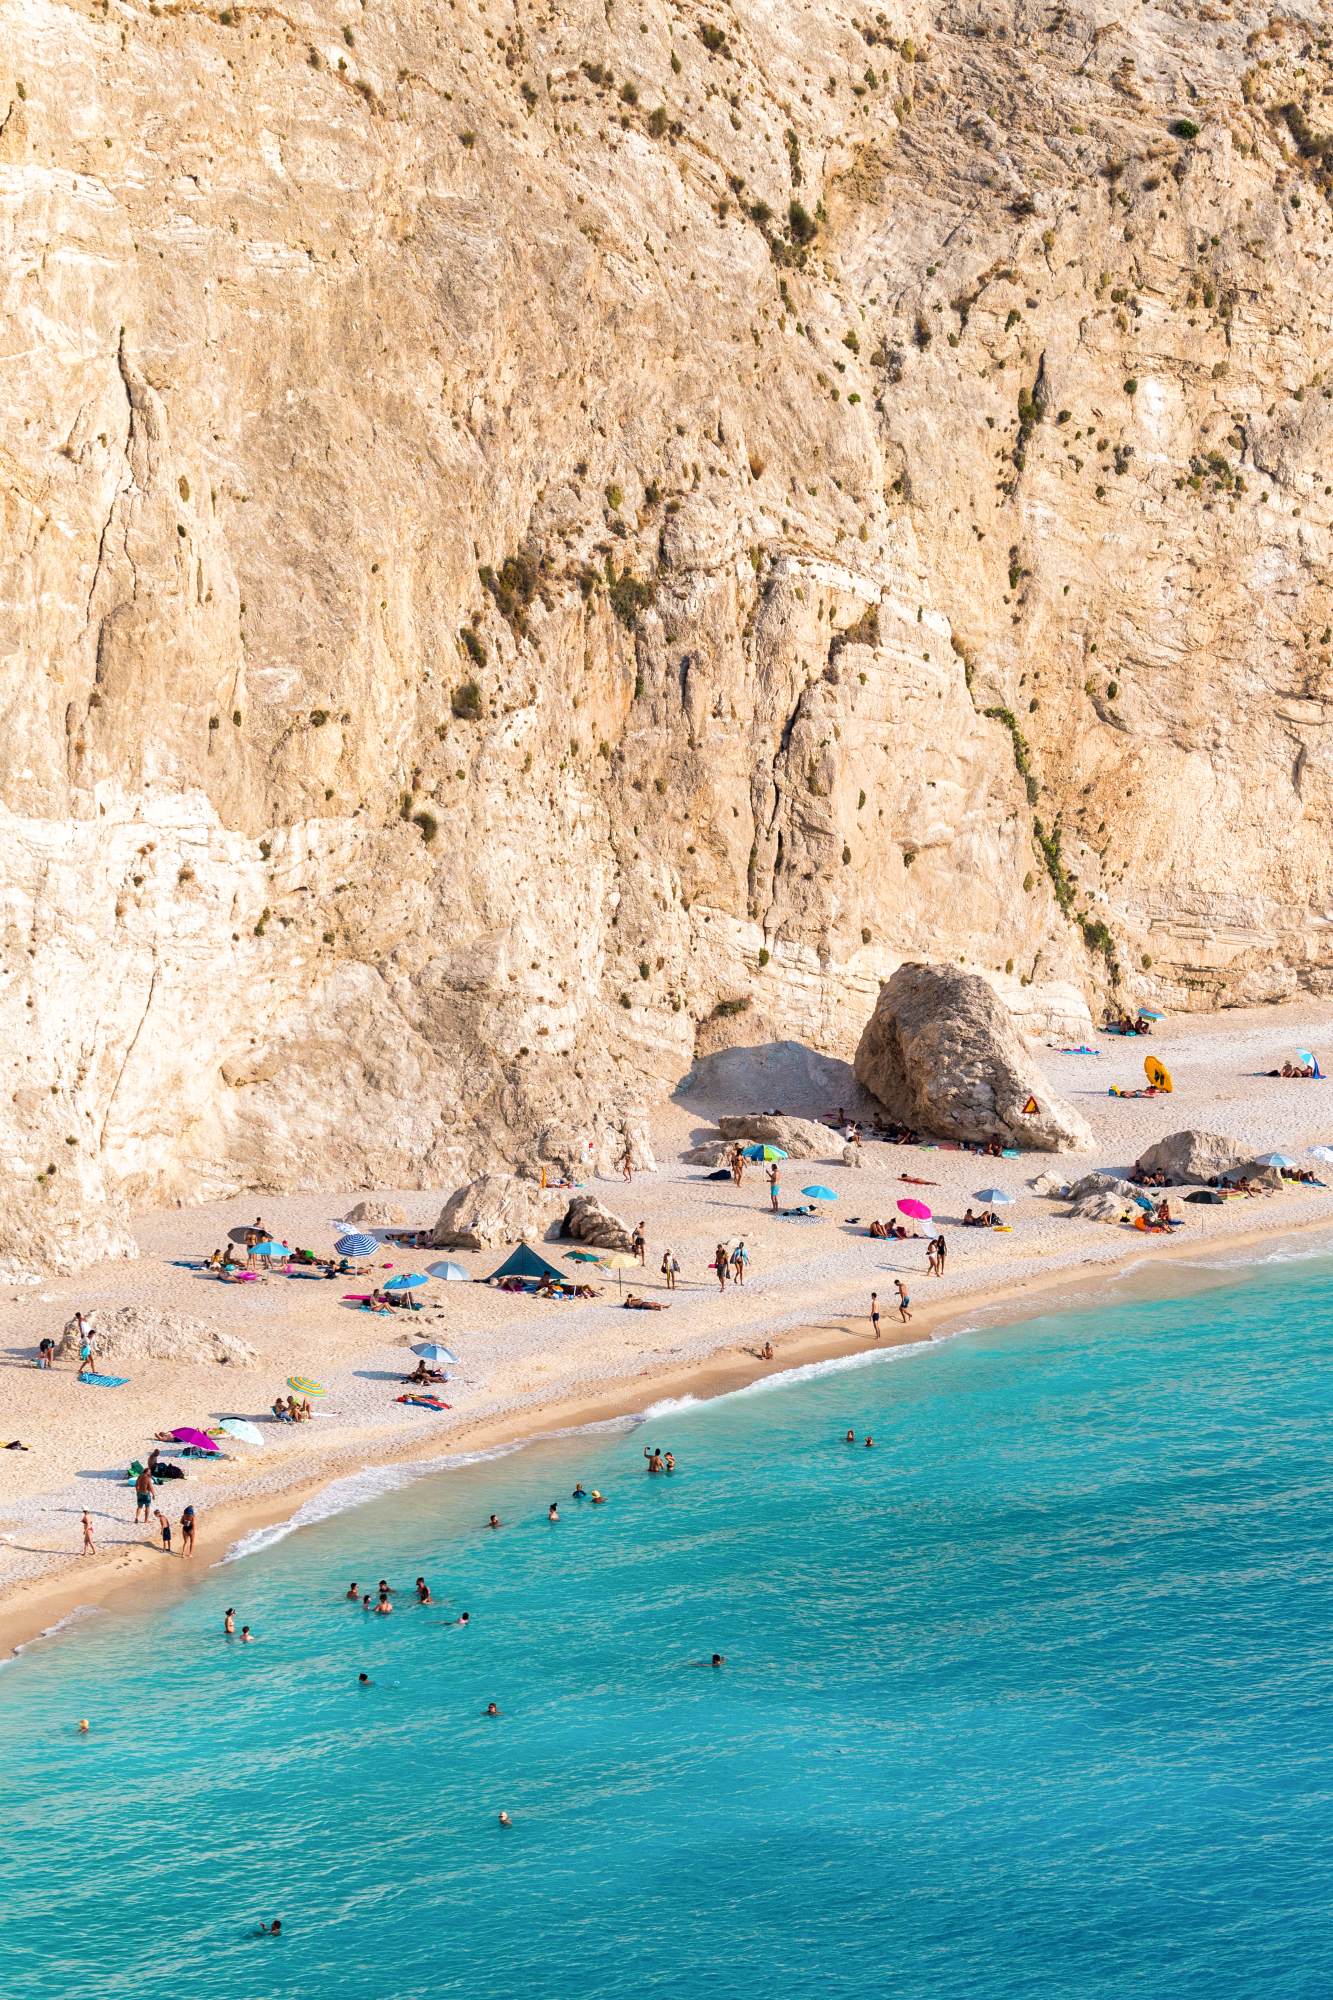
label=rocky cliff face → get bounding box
[3,0,1332,1264]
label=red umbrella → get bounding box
[896,1197,932,1220]
[169,1426,220,1454]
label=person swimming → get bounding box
[663,1452,675,1474]
[498,1811,512,1828]
[548,1502,559,1522]
[488,1514,501,1529]
[845,1430,856,1443]
[255,1919,282,1937]
[416,1577,432,1604]
[591,1489,606,1504]
[358,1672,372,1686]
[572,1482,587,1498]
[345,1582,360,1600]
[484,1702,500,1717]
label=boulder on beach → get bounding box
[1068,1190,1134,1223]
[682,1138,734,1168]
[429,1173,555,1251]
[1030,1169,1073,1197]
[55,1305,257,1367]
[342,1199,407,1226]
[559,1194,635,1252]
[715,1113,844,1158]
[1133,1129,1246,1185]
[1067,1171,1141,1204]
[853,962,1094,1154]
[840,1142,864,1170]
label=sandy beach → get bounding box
[5,998,1333,1657]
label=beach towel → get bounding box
[80,1374,129,1388]
[396,1394,450,1410]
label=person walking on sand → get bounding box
[894,1280,912,1323]
[180,1504,196,1558]
[81,1509,96,1556]
[926,1238,940,1277]
[730,1239,748,1286]
[621,1140,635,1182]
[632,1220,646,1266]
[660,1248,679,1291]
[870,1291,881,1341]
[767,1162,780,1212]
[713,1243,730,1292]
[936,1233,948,1275]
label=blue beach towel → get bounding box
[80,1373,129,1388]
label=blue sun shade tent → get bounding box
[486,1242,569,1284]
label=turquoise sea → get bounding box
[2,1248,1332,1999]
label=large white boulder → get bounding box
[853,963,1094,1154]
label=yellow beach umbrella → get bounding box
[598,1250,639,1293]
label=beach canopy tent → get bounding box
[485,1242,570,1285]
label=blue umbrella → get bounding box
[742,1143,788,1161]
[1254,1153,1297,1169]
[411,1342,458,1365]
[335,1233,379,1257]
[250,1239,289,1258]
[1130,1192,1156,1212]
[384,1272,429,1291]
[972,1188,1014,1205]
[1137,1009,1164,1021]
[426,1261,468,1281]
[801,1185,837,1201]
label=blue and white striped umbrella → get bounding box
[335,1233,379,1257]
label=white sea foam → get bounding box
[639,1392,704,1421]
[1,1603,101,1668]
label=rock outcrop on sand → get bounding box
[558,1196,635,1254]
[1133,1131,1246,1185]
[429,1174,554,1252]
[8,0,1333,1272]
[715,1115,845,1158]
[342,1200,407,1226]
[854,965,1094,1154]
[55,1306,256,1367]
[1068,1190,1134,1223]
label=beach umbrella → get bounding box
[741,1143,787,1161]
[335,1233,379,1258]
[425,1261,468,1281]
[1308,1146,1333,1163]
[1296,1050,1321,1074]
[801,1185,837,1201]
[897,1197,932,1220]
[250,1239,290,1259]
[411,1342,458,1365]
[218,1418,264,1446]
[384,1272,429,1290]
[169,1426,220,1454]
[599,1249,639,1293]
[1130,1192,1156,1212]
[1137,1009,1164,1021]
[972,1188,1014,1205]
[1254,1152,1297,1169]
[227,1224,262,1245]
[287,1375,325,1396]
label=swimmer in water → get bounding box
[449,1611,470,1628]
[498,1812,512,1829]
[78,1719,90,1733]
[241,1625,254,1642]
[488,1514,501,1529]
[358,1672,373,1687]
[572,1482,587,1499]
[224,1608,235,1635]
[256,1919,282,1937]
[415,1577,432,1604]
[864,1436,874,1448]
[845,1430,856,1444]
[548,1502,559,1522]
[375,1596,393,1615]
[362,1594,373,1611]
[484,1702,500,1717]
[663,1452,675,1474]
[346,1582,360,1600]
[644,1446,664,1474]
[591,1489,606,1504]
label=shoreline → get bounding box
[4,1205,1328,1664]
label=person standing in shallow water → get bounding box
[894,1280,912,1323]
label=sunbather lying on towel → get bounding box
[623,1294,668,1310]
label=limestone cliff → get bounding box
[3,0,1332,1264]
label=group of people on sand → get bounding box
[271,1394,314,1423]
[961,1208,1003,1229]
[123,1460,198,1558]
[1104,1011,1155,1036]
[869,1285,912,1336]
[1268,1061,1319,1078]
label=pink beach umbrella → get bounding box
[896,1198,933,1221]
[169,1426,221,1454]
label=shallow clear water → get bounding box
[3,1252,1332,1999]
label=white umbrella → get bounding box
[426,1261,468,1281]
[1308,1146,1333,1163]
[218,1418,264,1446]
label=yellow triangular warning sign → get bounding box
[1021,1095,1039,1115]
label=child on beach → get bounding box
[155,1509,173,1553]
